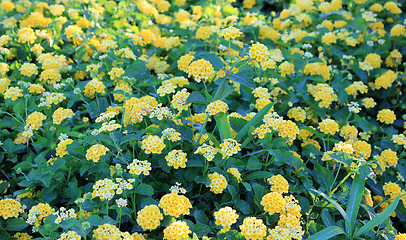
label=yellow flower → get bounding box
[159,193,192,218]
[261,192,286,215]
[165,150,188,169]
[377,109,396,124]
[239,217,267,240]
[214,206,239,230]
[163,221,191,240]
[208,172,228,194]
[137,205,163,230]
[219,26,241,40]
[187,59,214,82]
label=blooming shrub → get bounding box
[0,0,405,239]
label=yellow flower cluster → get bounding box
[141,135,166,154]
[319,119,339,135]
[392,134,406,148]
[123,96,158,126]
[261,192,286,215]
[25,111,47,130]
[195,143,219,161]
[252,124,272,139]
[93,224,131,240]
[165,150,188,169]
[56,139,74,158]
[214,206,239,230]
[187,59,214,82]
[162,128,181,142]
[288,107,306,123]
[377,109,396,124]
[227,167,242,182]
[383,182,401,199]
[177,53,195,72]
[85,144,109,163]
[206,100,229,116]
[307,83,338,108]
[380,149,398,168]
[108,67,125,80]
[0,198,23,219]
[171,88,191,111]
[13,232,32,240]
[396,234,406,240]
[20,63,38,77]
[345,81,368,96]
[83,79,106,98]
[219,26,241,40]
[137,205,163,230]
[27,203,54,226]
[277,120,299,145]
[375,70,398,90]
[208,172,228,194]
[352,140,371,159]
[127,159,151,175]
[4,87,23,100]
[99,120,121,132]
[220,138,241,159]
[339,125,358,143]
[163,221,191,240]
[239,217,267,240]
[304,62,332,81]
[249,42,269,64]
[52,107,74,124]
[279,61,295,77]
[58,231,81,240]
[159,192,192,218]
[268,175,289,194]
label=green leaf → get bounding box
[307,226,346,240]
[243,171,273,181]
[136,184,154,196]
[12,100,24,116]
[321,209,335,227]
[197,52,225,69]
[215,113,232,140]
[6,218,28,231]
[311,189,351,228]
[235,102,275,141]
[346,174,365,236]
[329,152,354,167]
[186,91,208,104]
[229,68,255,89]
[353,195,400,239]
[246,156,262,171]
[229,117,249,133]
[235,199,252,215]
[192,223,211,238]
[0,181,8,193]
[206,132,220,148]
[87,215,105,226]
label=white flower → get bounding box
[116,198,127,208]
[304,52,313,58]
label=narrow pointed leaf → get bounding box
[235,102,275,141]
[346,174,365,236]
[353,195,400,239]
[307,226,346,240]
[311,189,351,230]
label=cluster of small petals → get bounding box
[268,175,289,194]
[92,224,121,240]
[220,138,241,159]
[352,140,371,159]
[52,107,74,124]
[141,135,166,154]
[279,61,295,77]
[377,109,396,124]
[127,159,151,175]
[307,83,338,108]
[195,143,218,161]
[137,205,163,230]
[249,42,269,64]
[177,54,195,72]
[375,70,397,90]
[206,100,229,115]
[99,120,121,132]
[288,107,306,123]
[83,79,106,98]
[380,149,398,168]
[163,221,191,240]
[20,63,38,77]
[219,26,241,40]
[187,59,214,82]
[25,111,47,130]
[86,144,109,163]
[239,217,267,240]
[303,62,332,81]
[214,206,239,229]
[345,81,368,96]
[0,198,23,219]
[261,192,286,215]
[159,192,192,218]
[383,182,402,199]
[4,87,23,100]
[208,172,228,194]
[27,203,54,226]
[319,119,339,135]
[172,88,191,111]
[162,128,181,142]
[227,167,242,182]
[57,231,81,240]
[56,139,74,158]
[165,150,188,169]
